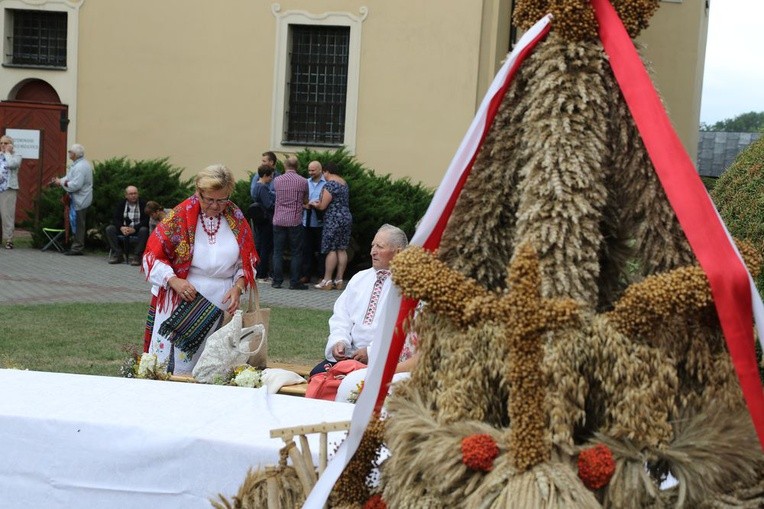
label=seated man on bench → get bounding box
[309,224,408,377]
[105,185,150,266]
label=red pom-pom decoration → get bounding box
[363,493,386,509]
[577,444,616,490]
[461,434,500,472]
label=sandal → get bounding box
[333,279,345,290]
[314,279,335,290]
[5,241,12,250]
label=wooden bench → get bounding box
[167,362,312,397]
[268,362,311,397]
[267,362,312,378]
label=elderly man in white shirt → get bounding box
[309,224,408,376]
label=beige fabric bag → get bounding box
[193,310,268,383]
[222,284,270,369]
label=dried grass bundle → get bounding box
[210,465,304,509]
[510,36,610,306]
[433,322,511,425]
[513,0,659,41]
[588,317,677,447]
[658,408,764,507]
[329,417,386,508]
[382,391,508,508]
[544,324,597,450]
[373,4,763,506]
[465,452,601,509]
[596,407,764,508]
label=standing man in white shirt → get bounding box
[52,143,93,256]
[309,224,409,376]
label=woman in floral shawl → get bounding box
[143,164,258,374]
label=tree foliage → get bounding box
[25,157,193,249]
[700,111,764,133]
[27,151,433,272]
[695,137,764,382]
[712,135,764,280]
[230,148,434,271]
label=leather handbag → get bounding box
[305,359,366,401]
[222,284,270,369]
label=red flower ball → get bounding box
[363,493,386,509]
[461,434,500,472]
[577,444,616,490]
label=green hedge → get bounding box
[710,136,764,380]
[231,148,434,270]
[89,157,194,239]
[25,157,193,249]
[26,151,434,270]
[712,136,764,289]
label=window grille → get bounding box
[10,9,67,68]
[284,25,349,146]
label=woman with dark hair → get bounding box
[142,164,258,374]
[144,200,171,232]
[250,164,275,281]
[309,162,352,290]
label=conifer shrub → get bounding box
[711,136,764,378]
[229,148,433,270]
[89,157,193,233]
[26,157,193,249]
[296,148,433,269]
[28,151,433,267]
[712,136,764,289]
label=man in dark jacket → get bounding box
[105,185,150,265]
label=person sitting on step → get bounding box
[105,185,150,265]
[145,200,172,232]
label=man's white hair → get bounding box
[68,143,85,158]
[378,224,408,250]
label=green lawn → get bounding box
[0,302,331,376]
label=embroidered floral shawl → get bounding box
[144,194,258,311]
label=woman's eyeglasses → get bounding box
[199,194,229,206]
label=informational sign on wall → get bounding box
[5,128,41,160]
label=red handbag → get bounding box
[306,359,366,401]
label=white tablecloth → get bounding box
[0,369,354,508]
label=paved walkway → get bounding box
[0,244,340,311]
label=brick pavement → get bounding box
[0,245,340,311]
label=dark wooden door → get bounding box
[0,101,68,225]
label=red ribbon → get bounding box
[591,0,764,448]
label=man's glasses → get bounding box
[199,194,229,206]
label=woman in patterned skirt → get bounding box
[309,162,352,290]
